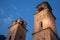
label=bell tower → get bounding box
[33,2,59,40]
[6,18,27,40]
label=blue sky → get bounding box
[0,0,60,40]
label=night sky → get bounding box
[0,0,60,40]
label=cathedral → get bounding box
[6,1,60,40]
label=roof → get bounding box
[36,1,52,10]
[8,18,27,30]
[33,1,56,20]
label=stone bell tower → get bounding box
[6,18,27,40]
[33,2,59,40]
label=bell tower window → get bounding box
[19,36,22,40]
[41,22,43,27]
[38,7,44,11]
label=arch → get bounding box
[41,21,43,27]
[9,36,12,40]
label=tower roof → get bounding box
[33,1,56,20]
[12,18,27,26]
[8,18,27,31]
[36,1,52,11]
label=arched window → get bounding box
[38,7,44,11]
[19,36,22,40]
[20,21,24,25]
[9,36,11,40]
[41,22,43,27]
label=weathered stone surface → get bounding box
[6,18,27,40]
[33,28,59,40]
[33,1,59,40]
